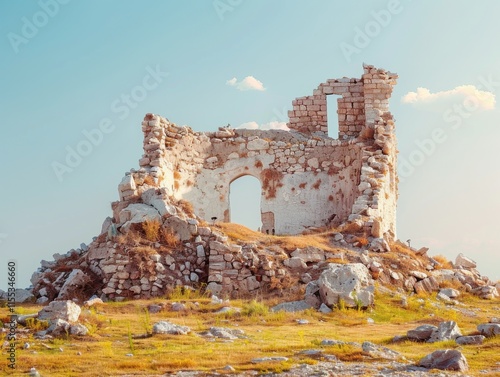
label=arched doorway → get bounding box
[229,175,262,231]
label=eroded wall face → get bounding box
[153,128,363,235]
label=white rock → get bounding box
[152,321,190,335]
[38,301,81,323]
[291,247,325,263]
[428,321,462,343]
[455,253,476,269]
[318,263,374,308]
[284,257,307,269]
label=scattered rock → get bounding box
[318,263,374,308]
[171,302,187,312]
[439,288,460,299]
[152,321,190,335]
[291,247,325,263]
[361,341,402,360]
[251,356,288,363]
[84,296,104,307]
[455,253,476,269]
[38,301,81,323]
[427,321,462,343]
[419,349,468,372]
[477,323,500,337]
[456,335,485,345]
[407,324,437,341]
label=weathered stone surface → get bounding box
[456,335,485,345]
[318,263,374,308]
[477,323,500,337]
[69,323,89,336]
[414,276,439,294]
[455,253,476,269]
[290,247,325,263]
[46,318,71,336]
[419,349,468,371]
[407,324,437,341]
[409,270,427,280]
[58,269,89,299]
[118,203,160,227]
[283,257,307,269]
[361,341,402,360]
[38,301,81,323]
[439,288,460,299]
[163,216,192,241]
[152,321,190,335]
[428,321,462,343]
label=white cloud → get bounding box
[226,76,266,91]
[237,121,289,131]
[402,85,495,110]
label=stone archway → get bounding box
[229,175,263,231]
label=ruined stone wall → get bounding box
[119,64,398,240]
[135,124,363,235]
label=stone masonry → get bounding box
[124,64,399,240]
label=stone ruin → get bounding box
[30,64,405,302]
[123,63,399,238]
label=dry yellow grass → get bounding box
[1,289,499,376]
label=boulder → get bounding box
[283,257,307,269]
[456,335,485,345]
[409,270,427,280]
[141,188,177,217]
[152,321,190,335]
[84,296,104,307]
[291,247,325,263]
[118,203,161,228]
[369,238,390,252]
[163,216,192,241]
[414,276,439,294]
[69,323,89,336]
[455,253,476,269]
[206,327,245,340]
[439,288,460,299]
[477,323,500,337]
[271,300,312,312]
[419,349,468,372]
[361,341,402,360]
[46,318,71,336]
[407,324,437,341]
[38,301,81,323]
[58,269,89,300]
[428,321,462,343]
[318,263,374,308]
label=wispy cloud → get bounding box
[226,76,266,91]
[237,121,289,131]
[402,85,495,110]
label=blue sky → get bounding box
[1,0,499,288]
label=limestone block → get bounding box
[247,139,269,150]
